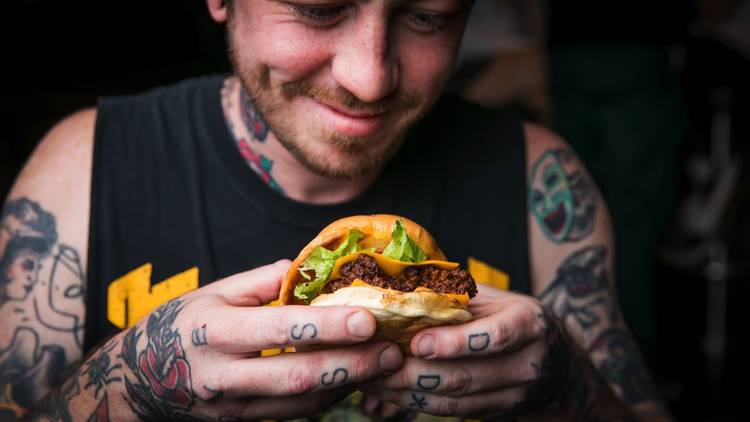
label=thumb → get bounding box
[206,259,292,306]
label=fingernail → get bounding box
[417,335,435,358]
[379,345,403,371]
[346,311,374,339]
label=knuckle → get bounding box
[435,399,460,416]
[526,305,547,339]
[531,315,547,340]
[352,354,373,380]
[214,368,232,396]
[448,332,466,356]
[263,317,289,347]
[491,320,512,351]
[443,367,472,396]
[287,362,317,395]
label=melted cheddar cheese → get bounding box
[330,251,458,279]
[349,278,469,306]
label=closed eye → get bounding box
[285,2,350,28]
[400,9,454,33]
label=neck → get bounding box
[220,76,382,205]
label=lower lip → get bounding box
[308,98,387,137]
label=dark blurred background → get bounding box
[2,1,748,420]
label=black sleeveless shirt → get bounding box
[84,75,530,352]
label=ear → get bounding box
[206,0,227,23]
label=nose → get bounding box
[331,19,399,103]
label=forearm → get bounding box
[544,346,637,421]
[515,311,635,422]
[522,354,671,422]
[521,315,672,422]
[19,336,134,422]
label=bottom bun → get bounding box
[310,285,473,354]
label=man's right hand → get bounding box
[28,260,404,421]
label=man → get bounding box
[1,1,672,421]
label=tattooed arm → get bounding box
[0,110,95,421]
[525,123,673,421]
[23,261,402,422]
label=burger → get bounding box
[280,214,478,353]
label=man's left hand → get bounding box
[360,284,568,419]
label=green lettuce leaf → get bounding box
[382,220,427,263]
[294,229,364,303]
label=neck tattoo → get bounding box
[224,81,284,194]
[240,88,269,142]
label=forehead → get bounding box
[238,0,470,13]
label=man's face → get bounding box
[226,0,472,179]
[3,251,42,301]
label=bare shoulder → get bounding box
[8,108,96,256]
[13,108,97,200]
[523,121,570,159]
[0,109,95,416]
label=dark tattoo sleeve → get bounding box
[588,328,660,405]
[83,341,122,399]
[522,308,637,421]
[86,393,111,422]
[1,197,86,420]
[539,245,617,330]
[22,375,80,422]
[529,148,597,243]
[19,336,123,422]
[119,299,200,421]
[537,245,665,415]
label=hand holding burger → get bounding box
[280,214,478,353]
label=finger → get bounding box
[222,386,356,421]
[476,282,515,299]
[202,305,378,353]
[361,385,529,419]
[411,297,547,359]
[361,350,542,397]
[217,342,403,396]
[203,259,291,306]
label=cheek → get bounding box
[232,17,332,84]
[395,33,462,94]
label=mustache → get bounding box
[281,80,420,114]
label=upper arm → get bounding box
[524,122,616,344]
[523,123,669,415]
[0,109,95,418]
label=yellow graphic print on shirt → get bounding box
[107,264,199,329]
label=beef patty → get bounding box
[321,254,478,298]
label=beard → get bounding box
[227,29,438,180]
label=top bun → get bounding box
[280,214,447,305]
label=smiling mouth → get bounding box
[309,98,389,138]
[544,203,567,235]
[318,101,388,119]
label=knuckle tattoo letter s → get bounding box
[320,368,348,386]
[290,323,318,341]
